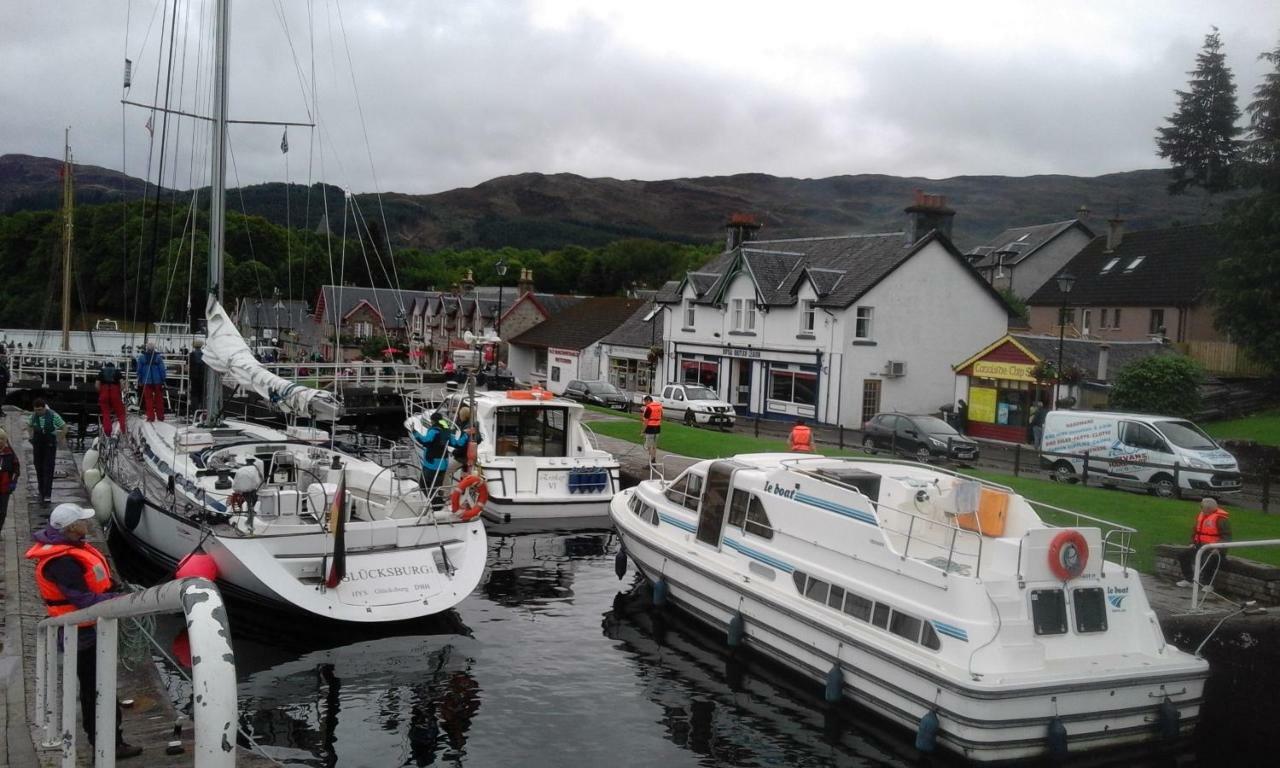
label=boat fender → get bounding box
[90,480,114,523]
[727,612,745,648]
[652,578,669,608]
[124,489,146,531]
[614,548,627,580]
[1157,699,1180,741]
[914,710,939,753]
[1047,716,1068,759]
[81,449,100,475]
[450,475,488,521]
[176,548,219,582]
[824,663,843,703]
[83,467,103,491]
[1047,531,1089,581]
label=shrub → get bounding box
[1109,355,1204,417]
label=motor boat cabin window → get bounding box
[727,489,749,528]
[664,472,704,512]
[495,406,568,457]
[1031,589,1068,635]
[804,578,829,603]
[744,495,774,540]
[842,592,873,622]
[872,602,890,629]
[920,622,942,650]
[1072,588,1108,633]
[696,462,734,547]
[889,611,923,643]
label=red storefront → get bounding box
[953,336,1054,443]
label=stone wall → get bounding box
[1154,543,1280,604]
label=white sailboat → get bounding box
[88,0,486,623]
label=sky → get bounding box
[3,0,1278,196]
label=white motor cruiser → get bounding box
[611,453,1208,763]
[407,388,620,524]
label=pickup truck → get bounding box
[658,384,736,428]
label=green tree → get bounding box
[998,288,1029,325]
[1213,191,1280,368]
[1156,28,1242,194]
[1243,34,1280,190]
[1109,355,1204,418]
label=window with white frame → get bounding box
[769,366,817,407]
[350,321,373,339]
[854,306,874,340]
[800,300,816,334]
[732,298,758,332]
[683,299,695,329]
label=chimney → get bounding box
[518,268,535,297]
[725,213,763,251]
[1096,343,1110,381]
[1105,217,1125,252]
[904,189,956,245]
[460,269,476,294]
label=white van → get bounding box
[1040,410,1241,498]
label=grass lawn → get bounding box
[588,409,1280,572]
[1204,408,1280,447]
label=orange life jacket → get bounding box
[25,541,113,627]
[643,402,664,428]
[789,425,813,452]
[1193,508,1229,545]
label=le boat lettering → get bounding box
[763,481,796,499]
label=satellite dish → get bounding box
[463,331,476,345]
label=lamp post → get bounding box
[1054,271,1076,408]
[494,259,509,345]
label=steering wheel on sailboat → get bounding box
[362,463,425,521]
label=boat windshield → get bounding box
[1156,420,1219,451]
[685,387,717,401]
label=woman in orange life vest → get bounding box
[25,504,141,758]
[789,419,814,453]
[1176,497,1231,589]
[641,395,663,465]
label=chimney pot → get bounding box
[1105,217,1125,252]
[1097,343,1110,381]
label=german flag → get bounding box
[324,472,348,588]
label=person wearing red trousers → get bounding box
[96,361,128,437]
[135,342,168,422]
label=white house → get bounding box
[507,296,647,393]
[655,196,1012,428]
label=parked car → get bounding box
[658,383,736,428]
[861,413,979,463]
[564,379,629,410]
[1039,410,1240,498]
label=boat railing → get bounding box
[1022,499,1137,573]
[34,578,236,767]
[259,361,437,391]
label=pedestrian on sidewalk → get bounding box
[1029,401,1046,448]
[27,398,65,504]
[1176,497,1231,589]
[0,427,19,535]
[641,395,663,465]
[788,419,814,453]
[135,341,168,422]
[96,360,128,437]
[26,504,142,758]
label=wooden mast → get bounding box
[60,127,74,352]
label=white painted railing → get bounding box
[1191,539,1280,611]
[34,578,237,768]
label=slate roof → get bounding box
[599,300,663,350]
[658,231,1004,311]
[967,219,1091,269]
[509,297,648,351]
[1027,225,1222,307]
[236,298,310,331]
[1011,334,1175,381]
[317,286,432,329]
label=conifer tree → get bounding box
[1156,28,1242,194]
[1244,35,1280,190]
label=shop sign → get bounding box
[973,361,1036,382]
[549,347,579,357]
[555,357,574,364]
[721,346,761,358]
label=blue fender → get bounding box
[915,710,940,753]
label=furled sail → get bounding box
[202,297,342,420]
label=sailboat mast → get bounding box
[61,127,74,352]
[205,0,229,422]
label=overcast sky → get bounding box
[3,1,1278,195]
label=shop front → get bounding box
[670,341,822,420]
[953,337,1053,443]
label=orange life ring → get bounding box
[1047,531,1089,581]
[450,474,488,521]
[508,388,553,401]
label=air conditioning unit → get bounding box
[884,360,906,378]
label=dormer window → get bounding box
[1124,256,1145,273]
[731,298,757,333]
[1100,257,1120,274]
[684,299,695,329]
[800,300,816,334]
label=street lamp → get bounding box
[494,259,509,342]
[1054,271,1076,409]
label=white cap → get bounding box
[49,504,95,530]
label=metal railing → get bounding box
[9,349,190,388]
[1190,539,1280,611]
[34,578,237,768]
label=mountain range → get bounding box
[0,152,1224,252]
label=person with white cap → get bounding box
[25,504,142,758]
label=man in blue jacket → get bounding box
[135,342,167,422]
[413,411,468,510]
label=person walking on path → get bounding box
[27,398,66,504]
[1029,401,1046,448]
[1177,497,1231,589]
[188,338,206,409]
[136,341,168,422]
[0,427,19,535]
[26,504,143,758]
[788,419,814,453]
[96,360,128,437]
[641,395,663,465]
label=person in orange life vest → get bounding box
[641,395,663,465]
[789,419,814,452]
[96,360,128,437]
[1176,497,1231,588]
[25,504,142,758]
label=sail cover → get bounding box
[203,297,342,420]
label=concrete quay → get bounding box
[0,408,272,767]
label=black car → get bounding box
[861,413,980,463]
[564,380,629,410]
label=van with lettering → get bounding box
[1039,410,1240,498]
